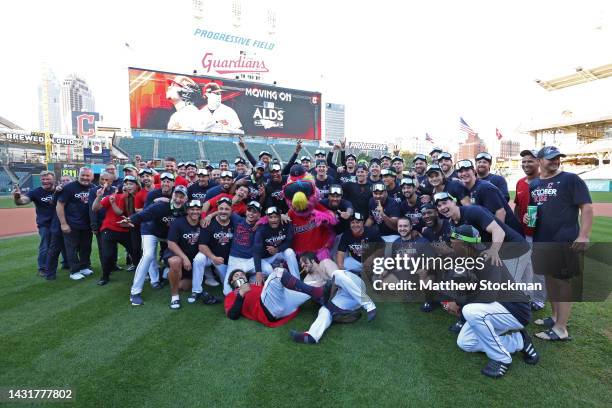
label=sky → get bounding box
[0,0,610,153]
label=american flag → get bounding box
[425,132,433,143]
[496,128,503,140]
[459,117,477,136]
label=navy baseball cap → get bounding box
[234,157,246,165]
[187,199,203,208]
[380,154,392,161]
[420,202,436,213]
[270,163,282,172]
[391,156,404,163]
[433,191,456,204]
[520,149,539,158]
[315,159,327,167]
[425,164,443,175]
[351,212,366,221]
[369,157,381,165]
[255,161,266,170]
[537,146,566,160]
[174,185,188,196]
[160,172,175,181]
[475,152,493,162]
[345,153,357,160]
[290,164,306,177]
[400,178,416,187]
[259,151,272,158]
[438,152,452,161]
[356,163,369,171]
[456,159,474,171]
[429,147,443,155]
[413,154,427,163]
[300,156,311,162]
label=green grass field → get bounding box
[1,220,611,406]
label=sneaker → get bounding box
[112,265,123,272]
[520,330,539,365]
[204,278,220,287]
[69,272,85,280]
[420,302,434,312]
[449,320,464,333]
[367,308,377,322]
[130,294,144,306]
[79,268,94,277]
[290,329,316,344]
[201,292,222,305]
[38,270,47,277]
[187,292,202,304]
[481,360,511,379]
[169,299,181,310]
[97,279,109,286]
[126,264,136,272]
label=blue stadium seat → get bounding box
[203,140,240,165]
[157,139,200,162]
[115,138,155,160]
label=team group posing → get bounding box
[14,139,592,379]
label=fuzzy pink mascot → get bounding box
[281,165,337,260]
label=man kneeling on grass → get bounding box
[165,200,220,310]
[225,267,327,327]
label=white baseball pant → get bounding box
[191,252,228,294]
[131,234,161,295]
[260,248,300,278]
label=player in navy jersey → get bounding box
[391,156,405,177]
[253,206,299,278]
[320,185,354,236]
[342,166,372,217]
[265,163,289,213]
[475,152,510,202]
[420,203,453,246]
[313,160,335,199]
[437,152,460,182]
[398,178,424,232]
[412,154,428,185]
[165,200,220,309]
[422,164,470,206]
[337,212,382,275]
[188,169,217,201]
[529,146,592,342]
[368,158,383,184]
[456,159,523,236]
[381,168,402,204]
[366,183,400,242]
[13,170,56,277]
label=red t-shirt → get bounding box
[134,187,152,210]
[205,193,247,216]
[153,173,189,187]
[514,176,534,237]
[100,194,129,233]
[224,285,298,328]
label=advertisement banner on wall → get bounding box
[128,67,321,141]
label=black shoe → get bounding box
[201,292,222,305]
[449,319,464,333]
[97,279,109,286]
[290,329,316,344]
[45,274,57,281]
[520,329,539,365]
[169,299,181,310]
[112,265,123,272]
[126,264,136,272]
[481,360,511,378]
[420,302,434,312]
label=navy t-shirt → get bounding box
[469,179,523,236]
[391,236,434,259]
[421,218,453,243]
[198,217,234,264]
[529,172,591,242]
[188,181,217,201]
[419,180,469,203]
[338,226,382,262]
[130,202,185,238]
[315,176,335,199]
[399,197,424,232]
[454,205,528,259]
[27,187,56,227]
[368,197,401,236]
[387,184,403,205]
[57,181,91,230]
[343,182,372,218]
[253,223,294,271]
[166,216,201,260]
[264,178,289,213]
[481,173,510,202]
[337,171,357,184]
[321,198,353,234]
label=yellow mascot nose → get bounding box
[292,191,308,211]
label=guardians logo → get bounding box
[201,52,269,75]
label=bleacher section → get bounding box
[157,139,200,162]
[115,138,155,160]
[202,140,239,165]
[0,168,12,193]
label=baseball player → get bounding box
[119,185,189,306]
[253,206,299,278]
[42,175,73,280]
[337,212,383,275]
[200,82,243,134]
[166,75,207,131]
[475,152,510,202]
[366,183,400,242]
[165,199,220,309]
[290,258,377,344]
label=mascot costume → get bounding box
[280,165,337,260]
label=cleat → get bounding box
[69,272,85,280]
[449,319,464,333]
[420,302,434,312]
[367,308,377,322]
[97,279,109,286]
[201,292,222,305]
[130,294,144,306]
[169,299,181,310]
[126,264,136,272]
[290,329,316,344]
[481,360,511,379]
[79,268,94,277]
[520,330,539,365]
[151,282,162,290]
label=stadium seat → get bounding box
[115,138,155,160]
[157,139,200,162]
[203,140,240,165]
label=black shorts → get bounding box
[162,250,194,280]
[532,243,583,280]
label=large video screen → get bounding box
[128,67,322,140]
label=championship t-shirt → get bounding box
[399,197,424,232]
[320,198,353,234]
[343,182,372,217]
[338,226,382,262]
[315,176,335,199]
[198,217,234,263]
[529,172,591,243]
[368,197,401,236]
[167,216,201,260]
[480,173,510,202]
[188,181,217,201]
[27,187,56,227]
[421,218,453,244]
[57,181,91,230]
[468,179,523,236]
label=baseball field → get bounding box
[0,214,610,406]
